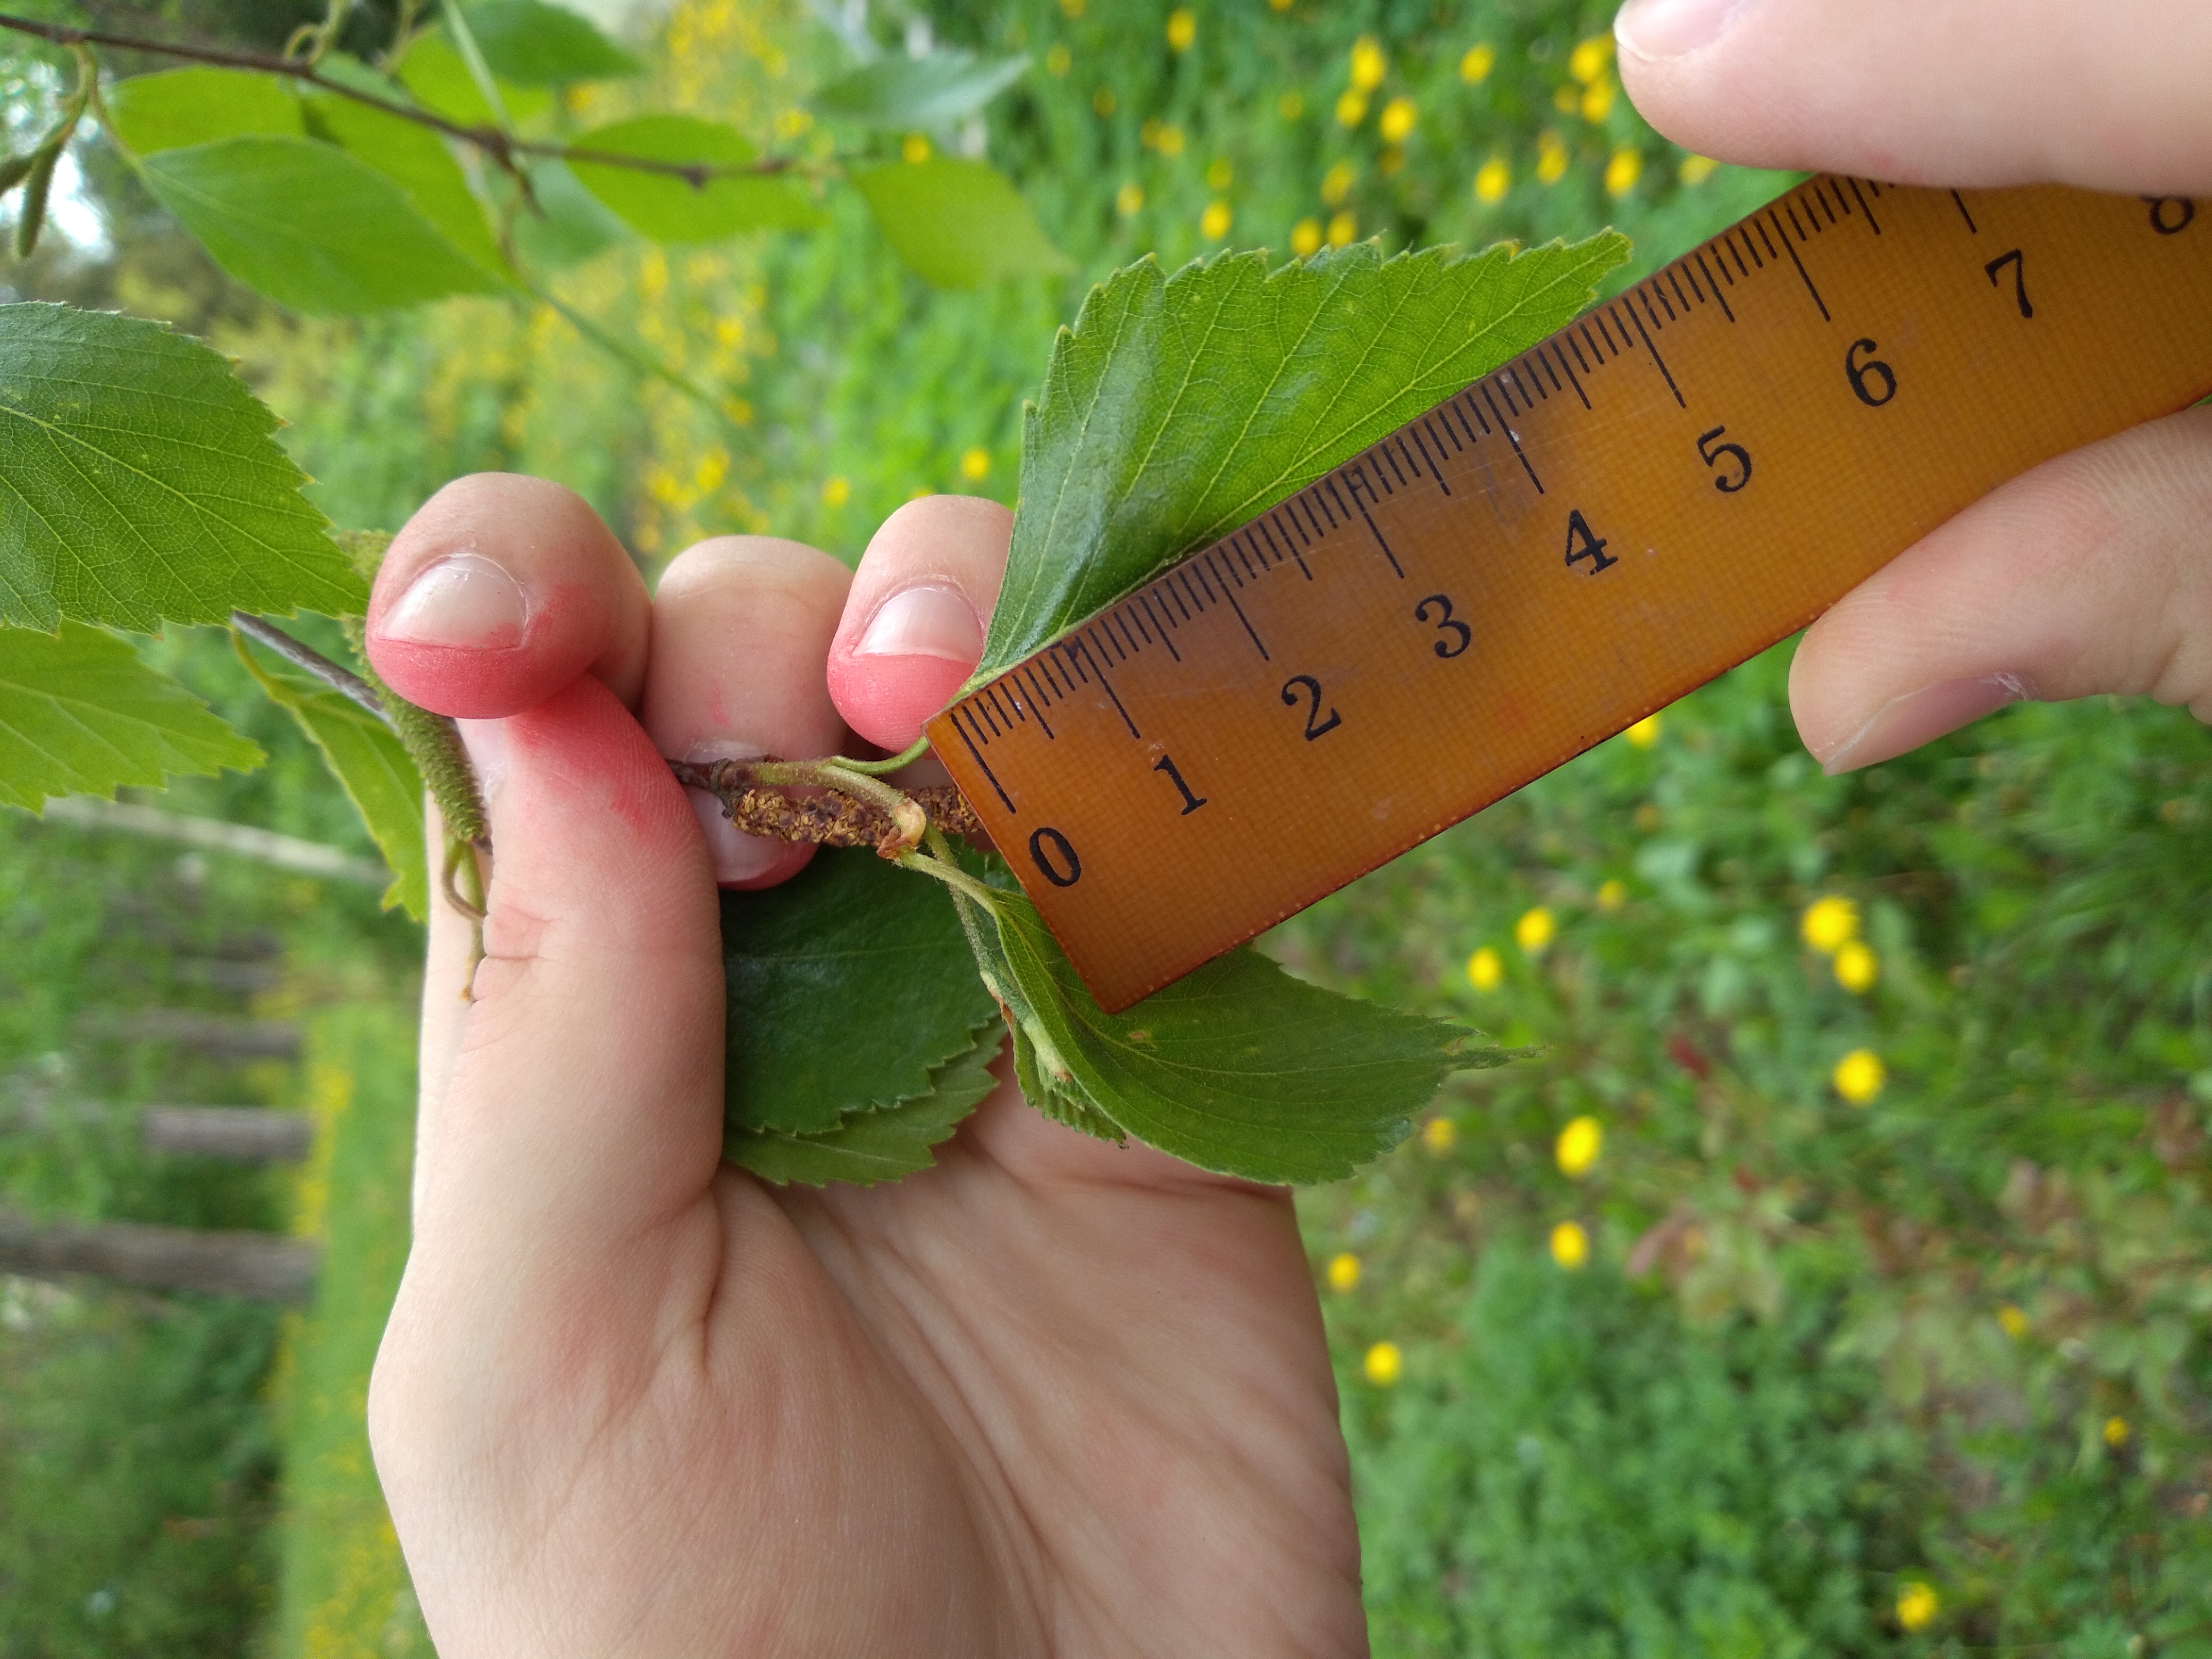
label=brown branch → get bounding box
[671,758,985,858]
[0,9,806,188]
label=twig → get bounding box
[671,757,984,856]
[230,610,390,722]
[0,10,808,187]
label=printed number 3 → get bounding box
[1414,593,1472,658]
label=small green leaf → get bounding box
[305,92,512,282]
[465,0,644,83]
[142,136,508,314]
[810,51,1029,129]
[509,161,632,269]
[0,303,361,631]
[977,232,1631,680]
[237,643,428,920]
[569,115,824,241]
[0,623,264,811]
[852,157,1071,288]
[986,889,1504,1184]
[722,847,999,1136]
[725,1036,1000,1187]
[105,68,302,155]
[394,30,553,127]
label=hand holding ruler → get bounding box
[927,179,2212,1014]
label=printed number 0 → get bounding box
[1414,593,1472,658]
[2147,197,2196,236]
[1028,827,1082,887]
[1281,674,1343,740]
[1846,338,1897,408]
[1696,427,1752,493]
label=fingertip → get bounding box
[828,496,1012,750]
[367,474,650,720]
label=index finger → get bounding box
[1615,0,2212,194]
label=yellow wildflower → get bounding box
[1325,1252,1360,1293]
[1896,1582,1938,1632]
[1200,200,1231,239]
[1997,1304,2029,1339]
[1348,35,1387,91]
[1363,1340,1403,1386]
[1801,895,1859,953]
[1515,906,1555,953]
[1327,210,1357,247]
[1460,43,1495,83]
[1473,157,1510,203]
[1536,131,1569,184]
[1626,713,1661,748]
[1378,96,1417,144]
[2104,1414,2131,1447]
[1290,217,1322,257]
[1833,1049,1885,1105]
[1115,180,1144,215]
[1605,147,1643,197]
[1556,1116,1602,1178]
[1681,153,1719,186]
[1422,1116,1459,1153]
[1336,88,1368,127]
[1269,0,1293,11]
[1045,43,1071,76]
[820,475,850,508]
[1058,0,1084,15]
[901,133,931,164]
[1550,1220,1590,1270]
[1553,84,1581,115]
[959,448,991,482]
[1467,945,1503,992]
[1834,941,1879,994]
[1596,879,1626,913]
[1320,159,1356,205]
[1165,8,1195,51]
[1569,33,1614,85]
[1581,78,1615,122]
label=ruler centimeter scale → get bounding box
[926,179,2212,1014]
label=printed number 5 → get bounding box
[1696,427,1752,493]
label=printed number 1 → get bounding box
[1564,508,1616,575]
[1153,753,1208,815]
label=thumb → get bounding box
[1791,407,2212,772]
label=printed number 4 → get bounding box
[1564,508,1616,575]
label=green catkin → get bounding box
[0,152,38,197]
[14,143,59,260]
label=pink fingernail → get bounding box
[1614,0,1753,59]
[383,554,527,649]
[853,584,983,664]
[681,741,786,885]
[1821,674,2030,774]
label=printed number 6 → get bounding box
[1696,426,1752,493]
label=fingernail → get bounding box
[456,717,509,804]
[1614,0,1752,59]
[681,741,786,885]
[383,554,527,649]
[854,584,983,664]
[1820,674,2030,774]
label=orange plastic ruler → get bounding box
[926,179,2212,1013]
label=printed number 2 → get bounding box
[1280,674,1342,740]
[1984,248,2034,317]
[1564,508,1616,575]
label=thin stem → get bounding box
[231,611,391,722]
[896,845,1001,911]
[0,11,811,186]
[436,0,511,136]
[749,756,908,819]
[530,286,742,433]
[825,736,931,777]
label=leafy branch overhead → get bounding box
[0,6,1065,312]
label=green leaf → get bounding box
[105,68,301,154]
[977,232,1631,680]
[0,303,362,632]
[724,1036,1000,1187]
[237,644,428,920]
[569,116,825,241]
[983,887,1504,1184]
[0,623,264,811]
[465,0,644,83]
[722,847,999,1136]
[852,157,1071,288]
[394,30,553,127]
[142,136,508,314]
[509,161,631,269]
[810,51,1029,129]
[305,93,512,282]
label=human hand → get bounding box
[359,476,1365,1658]
[1615,0,2212,768]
